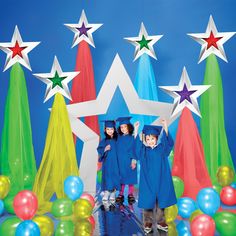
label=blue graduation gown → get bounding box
[97,138,120,191]
[134,132,177,209]
[116,135,137,185]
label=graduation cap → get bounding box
[116,116,132,126]
[142,125,162,136]
[101,120,116,128]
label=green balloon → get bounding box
[0,216,21,236]
[172,176,184,198]
[51,198,73,218]
[213,211,236,236]
[3,195,15,214]
[97,170,102,184]
[55,220,74,236]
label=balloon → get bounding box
[220,186,236,206]
[0,199,4,215]
[230,182,236,189]
[64,176,84,201]
[80,193,95,208]
[97,170,102,184]
[74,199,93,220]
[172,176,184,199]
[189,209,203,223]
[33,215,54,236]
[191,214,215,236]
[74,219,93,236]
[164,204,178,223]
[217,166,235,187]
[51,198,73,218]
[15,220,40,236]
[213,211,236,236]
[0,216,21,236]
[3,195,15,214]
[13,190,38,220]
[196,188,220,216]
[177,197,197,218]
[0,175,10,199]
[176,221,191,236]
[167,222,178,236]
[212,184,222,195]
[87,215,96,230]
[55,220,74,236]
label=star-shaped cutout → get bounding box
[159,67,211,118]
[64,10,102,48]
[33,56,79,102]
[188,15,236,63]
[0,26,40,71]
[124,22,163,61]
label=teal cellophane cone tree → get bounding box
[1,63,37,197]
[200,54,235,184]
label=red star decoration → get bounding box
[203,31,223,49]
[8,41,27,58]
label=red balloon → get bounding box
[80,193,95,208]
[13,190,38,220]
[191,214,215,236]
[88,215,96,229]
[220,186,236,206]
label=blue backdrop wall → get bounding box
[0,0,235,167]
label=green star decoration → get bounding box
[137,35,152,50]
[49,71,67,89]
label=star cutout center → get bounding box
[203,31,223,49]
[175,83,197,104]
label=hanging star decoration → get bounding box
[64,10,102,48]
[0,25,40,71]
[159,67,211,118]
[33,56,79,102]
[188,15,236,63]
[124,22,163,61]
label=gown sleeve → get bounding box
[160,131,174,157]
[97,139,108,162]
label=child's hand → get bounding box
[131,162,136,170]
[134,121,140,129]
[160,119,168,135]
[104,145,111,152]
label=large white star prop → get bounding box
[0,26,40,71]
[188,15,236,63]
[66,54,175,192]
[33,56,79,102]
[64,10,102,48]
[124,22,163,61]
[159,67,211,118]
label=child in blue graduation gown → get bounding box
[133,119,176,234]
[97,120,120,203]
[116,117,137,203]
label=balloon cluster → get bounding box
[0,175,11,215]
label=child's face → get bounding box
[145,135,157,148]
[120,124,129,135]
[105,127,115,137]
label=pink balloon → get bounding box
[80,193,95,208]
[88,215,96,229]
[220,186,236,206]
[191,214,215,236]
[13,190,38,220]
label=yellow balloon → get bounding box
[0,176,10,199]
[74,219,93,236]
[217,166,235,187]
[167,222,178,236]
[164,205,178,223]
[74,199,93,220]
[189,209,203,223]
[33,215,54,236]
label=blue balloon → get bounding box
[177,197,197,218]
[0,200,4,215]
[64,176,84,201]
[230,182,236,189]
[15,220,40,236]
[177,221,191,236]
[197,188,220,216]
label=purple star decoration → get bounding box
[175,83,197,104]
[77,22,92,37]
